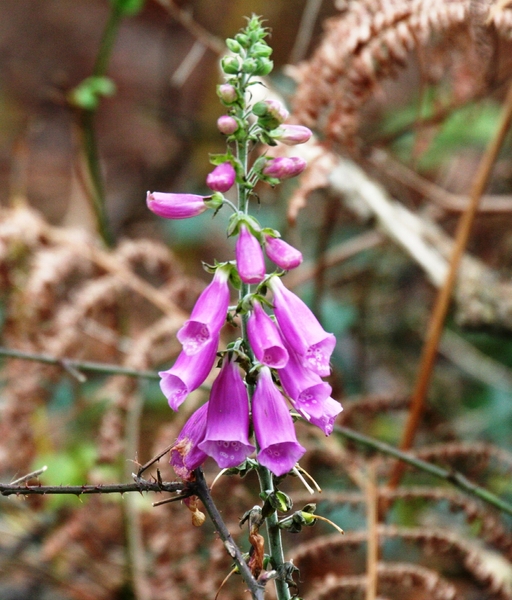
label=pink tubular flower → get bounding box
[277,340,342,435]
[206,162,236,193]
[271,125,312,145]
[147,192,208,220]
[308,396,343,436]
[159,334,219,411]
[177,268,230,355]
[247,301,288,368]
[170,402,209,480]
[253,367,306,476]
[262,156,307,180]
[277,338,332,417]
[198,354,255,468]
[269,276,335,377]
[264,235,303,270]
[217,115,238,135]
[236,225,266,284]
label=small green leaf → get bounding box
[69,76,116,110]
[110,0,145,16]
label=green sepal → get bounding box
[261,227,281,239]
[223,457,258,477]
[209,151,234,166]
[261,490,293,514]
[201,260,231,275]
[68,76,116,111]
[204,192,224,212]
[278,504,317,533]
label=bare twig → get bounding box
[0,477,187,497]
[389,80,512,489]
[193,468,266,600]
[0,346,160,380]
[370,150,512,213]
[154,0,225,54]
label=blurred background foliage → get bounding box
[1,1,512,599]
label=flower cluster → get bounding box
[147,16,341,481]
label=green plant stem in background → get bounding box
[78,2,127,247]
[334,425,512,517]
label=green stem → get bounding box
[257,466,291,600]
[81,110,114,247]
[79,3,124,247]
[236,138,291,600]
[93,4,123,78]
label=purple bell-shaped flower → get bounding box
[253,367,305,476]
[159,334,219,411]
[270,276,335,377]
[247,301,288,368]
[177,267,230,355]
[199,354,255,468]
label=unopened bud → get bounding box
[271,124,312,145]
[221,56,240,75]
[262,156,307,180]
[217,83,237,104]
[206,162,236,193]
[217,115,239,135]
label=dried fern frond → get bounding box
[312,562,457,600]
[291,0,505,147]
[293,526,512,598]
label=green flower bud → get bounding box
[221,56,240,75]
[254,58,273,76]
[252,42,273,58]
[242,58,257,73]
[225,38,241,53]
[235,33,250,48]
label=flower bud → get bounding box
[264,235,303,270]
[225,38,241,53]
[262,156,307,180]
[217,83,237,104]
[236,225,266,284]
[217,115,238,135]
[221,56,240,75]
[271,125,312,146]
[206,162,236,193]
[253,99,289,124]
[252,42,273,58]
[235,32,250,47]
[254,58,273,76]
[242,58,257,73]
[147,192,208,220]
